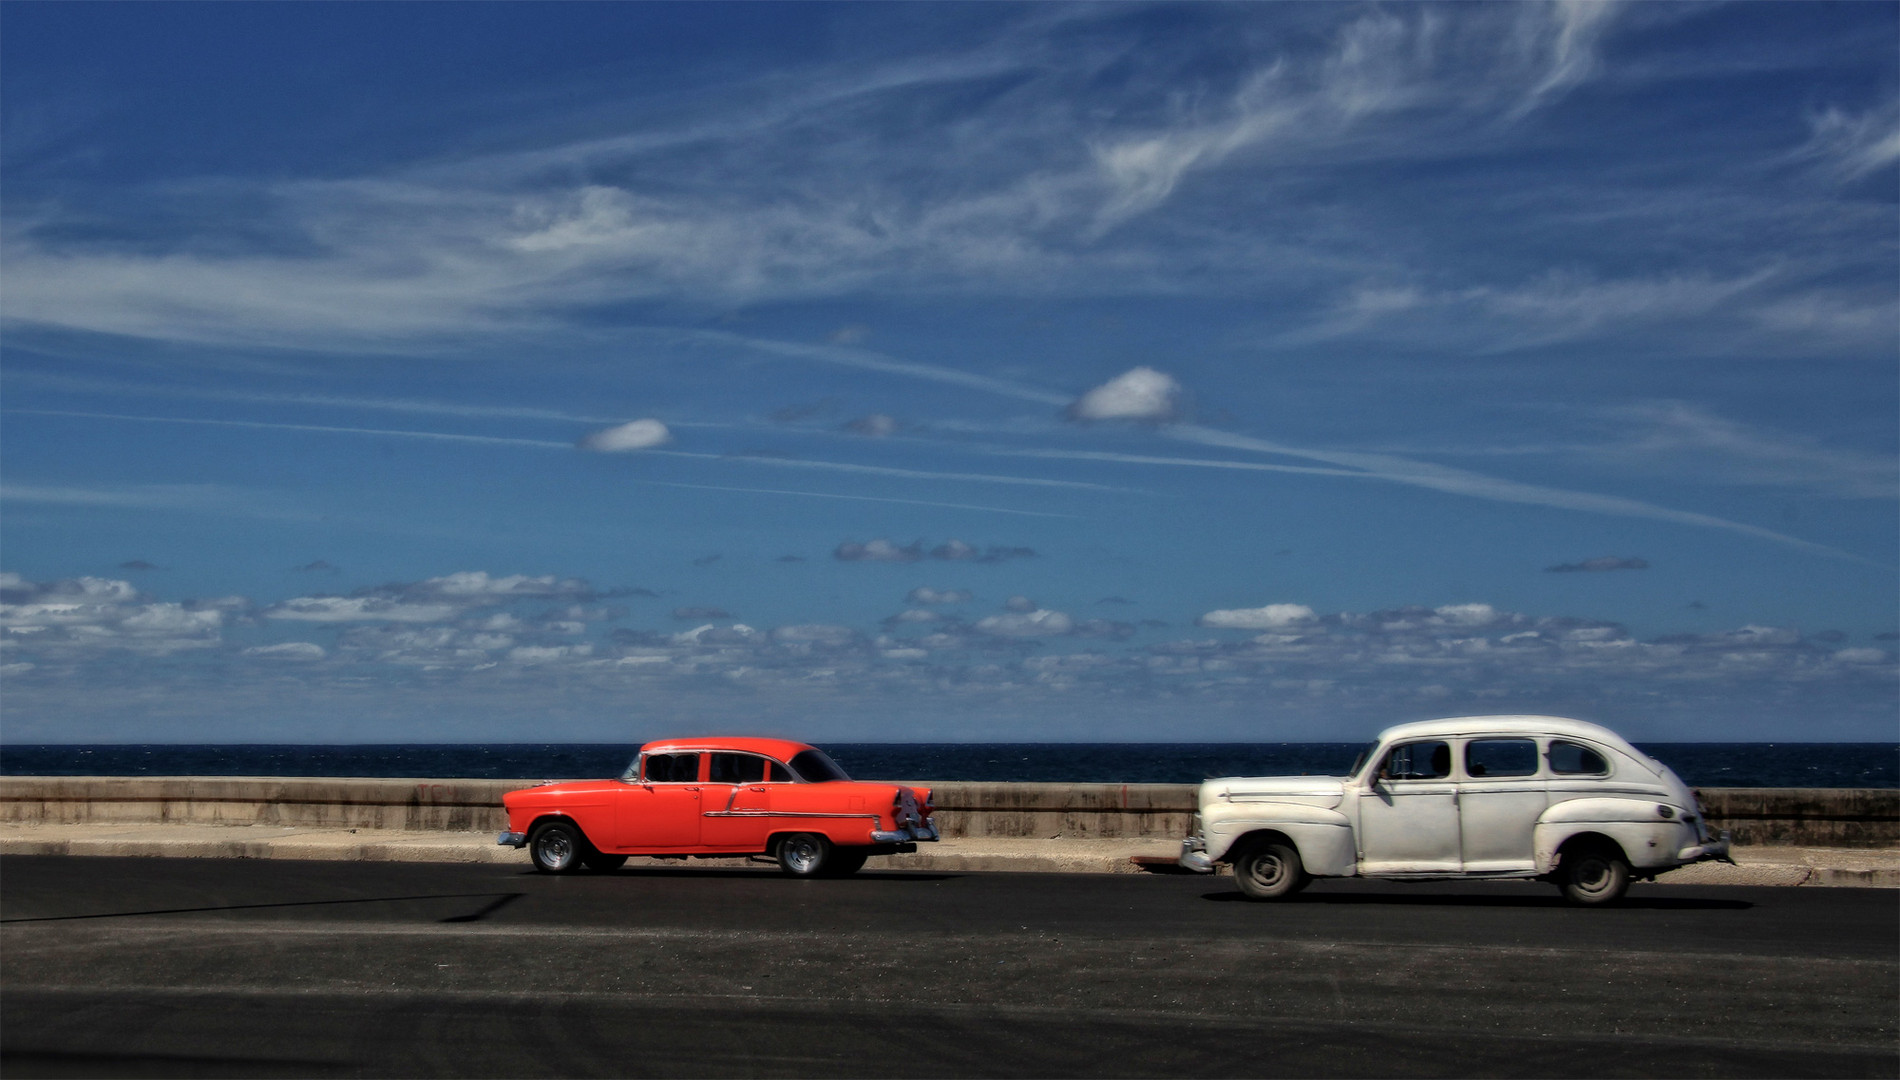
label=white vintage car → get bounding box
[1179,715,1732,904]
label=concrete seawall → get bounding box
[1,777,1894,847]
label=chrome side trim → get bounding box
[702,810,881,820]
[1677,832,1733,865]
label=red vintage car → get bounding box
[498,737,938,876]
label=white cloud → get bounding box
[1165,424,1865,562]
[243,642,327,661]
[578,419,673,452]
[0,574,227,654]
[264,597,459,623]
[1793,103,1900,182]
[0,6,1643,351]
[771,624,861,647]
[907,587,973,605]
[1595,403,1898,501]
[844,414,898,437]
[509,644,595,663]
[976,609,1075,636]
[835,539,923,563]
[931,539,979,561]
[1067,367,1182,423]
[1511,0,1621,117]
[1429,603,1504,628]
[670,623,763,646]
[1198,604,1316,630]
[405,571,594,598]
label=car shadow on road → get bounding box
[558,866,961,883]
[1198,890,1753,910]
[2,891,532,924]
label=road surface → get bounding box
[2,856,1894,1077]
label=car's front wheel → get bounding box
[775,832,834,877]
[1558,844,1630,906]
[1232,838,1308,900]
[528,821,584,874]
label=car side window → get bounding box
[766,760,793,783]
[1549,740,1609,776]
[643,753,701,783]
[1381,741,1451,781]
[1464,738,1537,778]
[709,753,767,785]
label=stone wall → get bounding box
[0,777,1893,847]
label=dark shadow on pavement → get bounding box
[564,865,960,883]
[438,892,524,923]
[1200,890,1754,910]
[1,892,529,924]
[0,1049,351,1079]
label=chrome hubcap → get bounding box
[783,838,821,873]
[537,832,572,868]
[1247,854,1286,889]
[1575,858,1610,893]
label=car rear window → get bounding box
[1549,741,1609,775]
[1465,738,1537,778]
[789,749,851,782]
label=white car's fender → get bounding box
[1206,803,1357,877]
[1533,797,1695,872]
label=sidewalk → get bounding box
[2,821,1894,886]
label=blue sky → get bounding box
[2,2,1894,744]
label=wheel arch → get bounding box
[1229,826,1299,855]
[1216,820,1356,877]
[1535,822,1638,874]
[1557,830,1628,863]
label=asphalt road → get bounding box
[2,856,1895,1079]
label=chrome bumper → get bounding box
[1678,830,1733,865]
[1179,836,1215,874]
[871,818,940,844]
[497,831,526,848]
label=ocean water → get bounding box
[1,742,1894,788]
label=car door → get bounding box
[613,752,702,849]
[700,752,776,850]
[1356,739,1462,874]
[1457,737,1547,873]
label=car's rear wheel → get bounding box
[775,832,833,877]
[583,853,628,873]
[1232,838,1308,900]
[1558,844,1630,906]
[528,821,583,874]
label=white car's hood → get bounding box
[1202,775,1347,809]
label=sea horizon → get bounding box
[4,741,1895,788]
